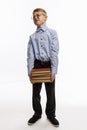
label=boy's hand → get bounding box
[29,75,32,83]
[50,74,55,82]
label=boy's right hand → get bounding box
[50,74,55,82]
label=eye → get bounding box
[33,14,46,19]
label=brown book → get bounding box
[31,76,50,80]
[31,68,51,74]
[31,73,51,76]
[31,68,51,83]
[31,79,51,83]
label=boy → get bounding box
[27,8,59,127]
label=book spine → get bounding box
[31,73,51,76]
[31,77,50,80]
[32,79,51,83]
[32,71,51,74]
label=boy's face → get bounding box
[33,11,47,27]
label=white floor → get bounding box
[0,82,87,130]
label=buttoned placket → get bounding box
[39,31,44,60]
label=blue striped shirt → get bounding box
[27,25,59,76]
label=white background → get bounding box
[0,0,87,130]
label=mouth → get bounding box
[35,19,40,22]
[34,20,40,24]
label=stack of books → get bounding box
[31,68,52,83]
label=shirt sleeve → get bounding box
[27,36,35,76]
[50,30,59,74]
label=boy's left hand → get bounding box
[50,74,55,82]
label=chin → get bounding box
[35,23,41,26]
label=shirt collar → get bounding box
[36,25,48,32]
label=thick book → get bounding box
[31,68,52,83]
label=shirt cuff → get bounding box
[51,67,57,74]
[28,67,32,76]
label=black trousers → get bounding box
[32,59,56,117]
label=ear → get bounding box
[45,15,48,20]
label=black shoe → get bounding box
[47,116,59,127]
[28,114,41,125]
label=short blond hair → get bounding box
[33,8,47,15]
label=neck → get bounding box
[37,23,46,28]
